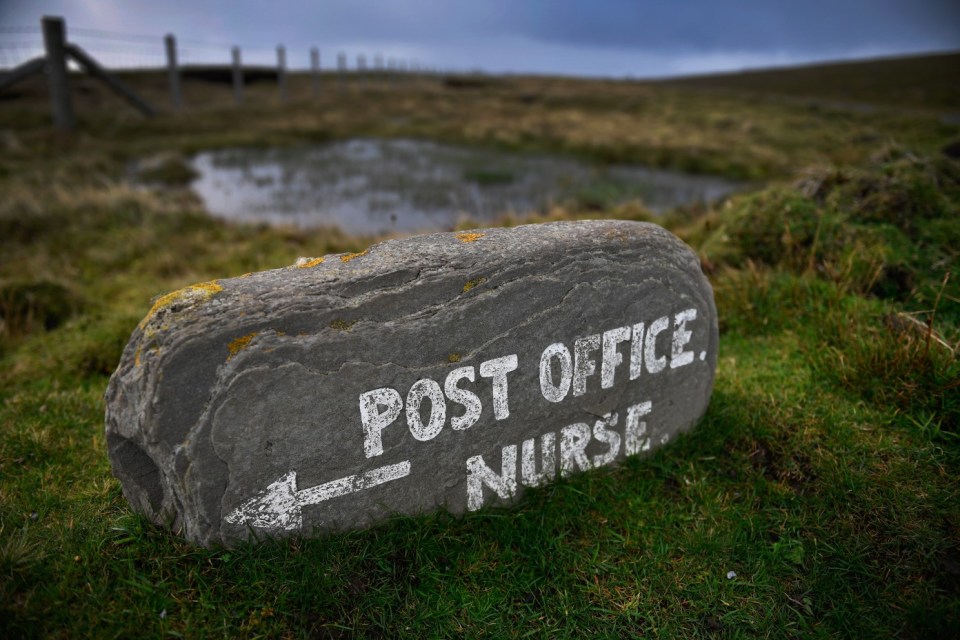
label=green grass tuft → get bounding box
[463,167,516,185]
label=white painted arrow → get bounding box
[225,460,411,532]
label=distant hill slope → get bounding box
[652,51,960,111]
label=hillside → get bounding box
[653,50,960,112]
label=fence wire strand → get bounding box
[0,25,41,34]
[1,20,423,74]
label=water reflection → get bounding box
[190,139,742,235]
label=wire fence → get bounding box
[0,17,441,131]
[0,25,44,69]
[0,23,425,72]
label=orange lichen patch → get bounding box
[463,276,487,293]
[138,280,223,331]
[448,353,462,363]
[296,257,326,268]
[227,332,259,360]
[340,249,368,263]
[455,231,485,243]
[134,344,160,367]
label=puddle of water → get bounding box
[190,139,742,235]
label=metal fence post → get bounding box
[41,15,75,131]
[373,54,383,88]
[164,34,181,111]
[311,47,320,98]
[232,46,244,106]
[277,45,287,104]
[338,52,346,93]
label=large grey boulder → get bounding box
[105,220,718,546]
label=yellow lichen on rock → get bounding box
[329,319,357,331]
[138,280,223,331]
[295,257,325,268]
[463,277,487,293]
[134,344,161,368]
[340,249,368,263]
[455,231,485,243]
[227,332,259,360]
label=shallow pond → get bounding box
[190,139,742,235]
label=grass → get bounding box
[1,54,959,637]
[463,167,516,185]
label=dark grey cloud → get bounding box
[505,0,960,54]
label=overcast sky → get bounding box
[1,0,958,77]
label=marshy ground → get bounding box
[1,54,958,637]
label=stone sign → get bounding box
[105,220,718,546]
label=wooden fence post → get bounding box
[311,47,320,98]
[277,45,287,104]
[41,15,75,131]
[65,43,155,115]
[337,52,346,93]
[164,34,181,111]
[232,46,243,106]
